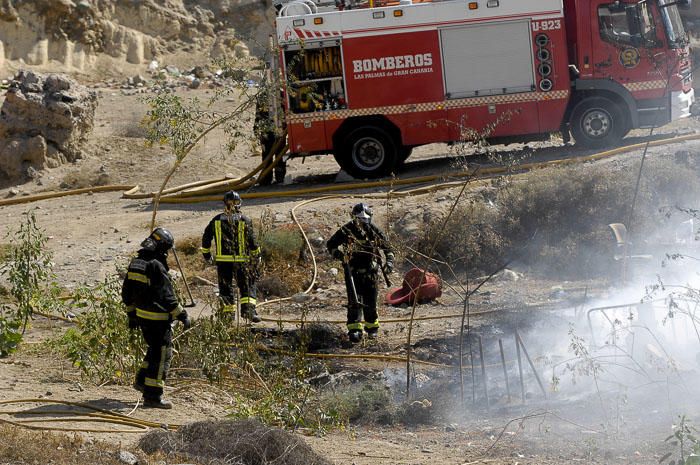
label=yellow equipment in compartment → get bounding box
[302,47,342,78]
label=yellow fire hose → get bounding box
[2,133,697,208]
[258,308,502,325]
[0,398,180,433]
[0,184,136,207]
[156,132,700,204]
[122,135,289,200]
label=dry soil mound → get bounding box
[139,419,332,465]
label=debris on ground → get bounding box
[139,419,332,465]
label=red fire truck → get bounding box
[266,0,695,178]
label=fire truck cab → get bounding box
[269,0,694,178]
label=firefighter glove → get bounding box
[253,256,263,278]
[177,310,192,330]
[126,308,138,330]
[332,249,344,260]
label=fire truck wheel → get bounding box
[570,97,625,149]
[398,146,413,164]
[337,126,398,178]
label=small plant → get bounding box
[3,211,59,332]
[54,277,142,385]
[0,315,21,357]
[174,303,235,381]
[660,415,700,465]
[259,224,304,263]
[0,211,64,356]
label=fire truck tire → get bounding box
[336,126,398,178]
[570,97,625,149]
[398,146,413,164]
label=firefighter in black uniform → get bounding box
[122,227,191,409]
[255,89,286,185]
[200,191,262,322]
[327,203,395,343]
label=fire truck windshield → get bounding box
[658,0,688,47]
[598,2,656,47]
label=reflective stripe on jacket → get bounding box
[201,212,261,263]
[121,251,180,321]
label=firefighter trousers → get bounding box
[135,321,173,400]
[345,269,379,333]
[217,262,257,317]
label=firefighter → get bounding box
[255,89,286,185]
[327,203,394,343]
[200,191,262,323]
[122,227,191,409]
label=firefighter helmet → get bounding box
[224,190,241,208]
[351,203,372,224]
[141,227,175,253]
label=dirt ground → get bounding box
[1,81,700,464]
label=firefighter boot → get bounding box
[132,381,145,393]
[366,328,379,340]
[348,330,363,343]
[143,397,173,409]
[243,306,262,323]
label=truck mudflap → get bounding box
[672,88,695,120]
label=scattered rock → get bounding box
[132,74,147,86]
[118,451,138,465]
[165,65,180,76]
[327,267,339,277]
[497,269,522,282]
[188,78,201,89]
[191,66,208,79]
[310,236,325,247]
[291,292,312,303]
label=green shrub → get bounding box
[410,154,700,277]
[323,383,395,425]
[0,315,21,357]
[0,211,64,356]
[173,306,235,381]
[55,278,142,385]
[260,226,304,263]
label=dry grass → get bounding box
[0,424,134,465]
[407,153,700,277]
[139,419,332,465]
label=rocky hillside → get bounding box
[0,0,274,75]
